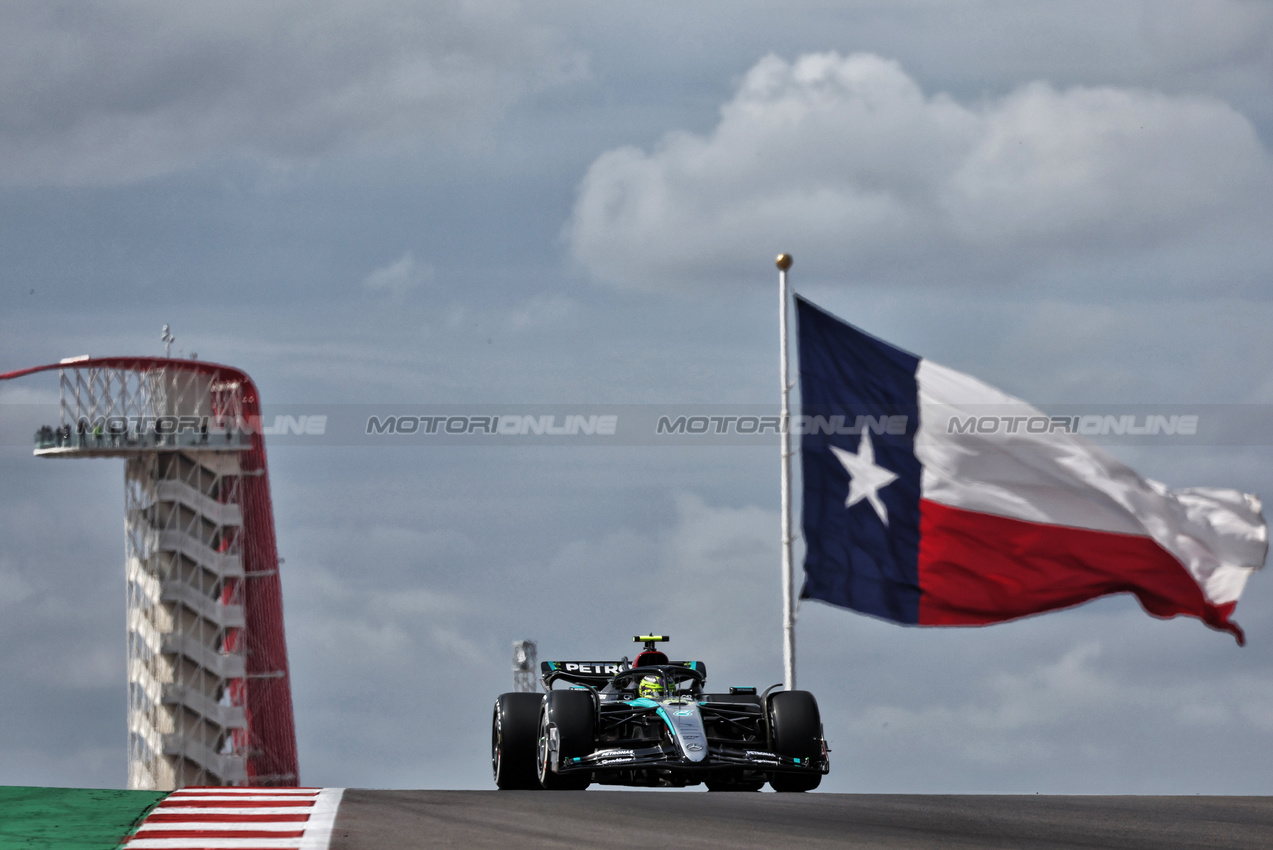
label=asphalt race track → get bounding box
[328,791,1273,849]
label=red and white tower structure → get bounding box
[2,356,299,790]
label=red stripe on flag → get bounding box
[916,499,1243,642]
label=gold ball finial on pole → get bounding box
[776,253,793,271]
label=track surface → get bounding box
[329,791,1273,849]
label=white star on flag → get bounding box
[829,431,898,526]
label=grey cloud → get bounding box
[0,0,579,187]
[568,52,1273,292]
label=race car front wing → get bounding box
[551,740,829,777]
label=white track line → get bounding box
[128,787,345,850]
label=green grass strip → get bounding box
[0,786,166,850]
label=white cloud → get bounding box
[0,0,580,186]
[567,52,1273,291]
[362,251,433,298]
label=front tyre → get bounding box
[492,693,543,789]
[767,690,823,792]
[537,690,594,790]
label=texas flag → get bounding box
[797,296,1267,644]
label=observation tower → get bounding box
[1,355,298,790]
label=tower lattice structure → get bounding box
[2,357,299,790]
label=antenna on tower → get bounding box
[512,640,539,692]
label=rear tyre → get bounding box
[537,690,595,790]
[492,693,543,789]
[767,690,823,792]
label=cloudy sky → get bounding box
[3,0,1273,794]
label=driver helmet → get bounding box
[638,674,668,700]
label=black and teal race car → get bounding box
[491,636,829,791]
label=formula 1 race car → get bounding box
[491,636,830,791]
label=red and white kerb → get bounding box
[127,787,344,850]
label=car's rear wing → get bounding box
[541,660,707,688]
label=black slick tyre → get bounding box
[492,692,543,789]
[767,690,823,792]
[537,690,595,790]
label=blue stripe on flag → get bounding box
[796,296,923,624]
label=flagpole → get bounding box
[777,253,796,691]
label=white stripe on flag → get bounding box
[914,358,1266,605]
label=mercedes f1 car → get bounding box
[492,635,829,791]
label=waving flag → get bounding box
[797,296,1267,643]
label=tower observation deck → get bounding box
[1,356,299,790]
